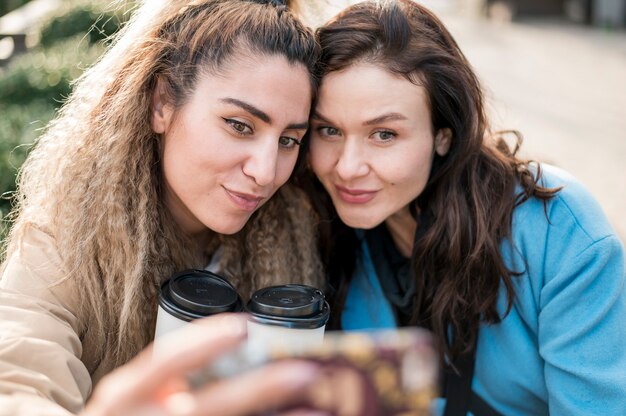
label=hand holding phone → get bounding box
[190,327,439,416]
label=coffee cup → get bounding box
[154,269,242,340]
[246,284,330,353]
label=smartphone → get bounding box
[189,328,439,416]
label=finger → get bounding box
[180,360,321,416]
[146,313,248,367]
[95,314,248,404]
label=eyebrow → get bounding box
[221,97,308,130]
[311,111,332,124]
[363,112,408,126]
[312,111,407,126]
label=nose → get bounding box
[242,136,278,187]
[335,138,369,180]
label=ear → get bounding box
[151,78,173,134]
[434,128,452,157]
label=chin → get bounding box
[340,214,383,230]
[215,227,243,235]
[206,218,250,235]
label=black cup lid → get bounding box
[249,284,324,317]
[246,284,330,329]
[159,269,241,321]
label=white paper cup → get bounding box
[246,284,330,353]
[154,269,242,340]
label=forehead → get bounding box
[192,52,313,119]
[317,63,431,122]
[205,49,309,87]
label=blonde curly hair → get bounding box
[3,0,322,374]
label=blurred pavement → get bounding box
[436,9,626,243]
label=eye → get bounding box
[278,136,301,150]
[223,118,253,136]
[317,126,341,138]
[372,130,397,142]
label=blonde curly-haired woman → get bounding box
[0,0,324,414]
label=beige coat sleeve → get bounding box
[0,226,91,415]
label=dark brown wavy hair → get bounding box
[310,0,560,361]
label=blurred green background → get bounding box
[0,0,131,239]
[0,1,32,17]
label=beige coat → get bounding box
[0,226,113,415]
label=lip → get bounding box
[335,184,378,204]
[224,187,265,212]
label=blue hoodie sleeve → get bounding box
[534,167,626,415]
[540,234,626,414]
[473,164,626,416]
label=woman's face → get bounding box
[309,63,450,229]
[152,54,312,236]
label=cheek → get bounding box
[309,141,336,177]
[275,154,299,186]
[162,134,229,191]
[161,120,194,164]
[161,137,183,182]
[391,155,433,190]
[163,139,201,176]
[403,138,435,169]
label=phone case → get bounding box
[281,329,438,415]
[189,328,439,416]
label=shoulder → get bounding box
[507,164,624,291]
[2,223,63,279]
[1,223,78,314]
[513,163,618,248]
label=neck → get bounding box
[384,207,417,258]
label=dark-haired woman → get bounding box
[0,0,324,414]
[307,1,626,415]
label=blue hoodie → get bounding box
[341,164,626,415]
